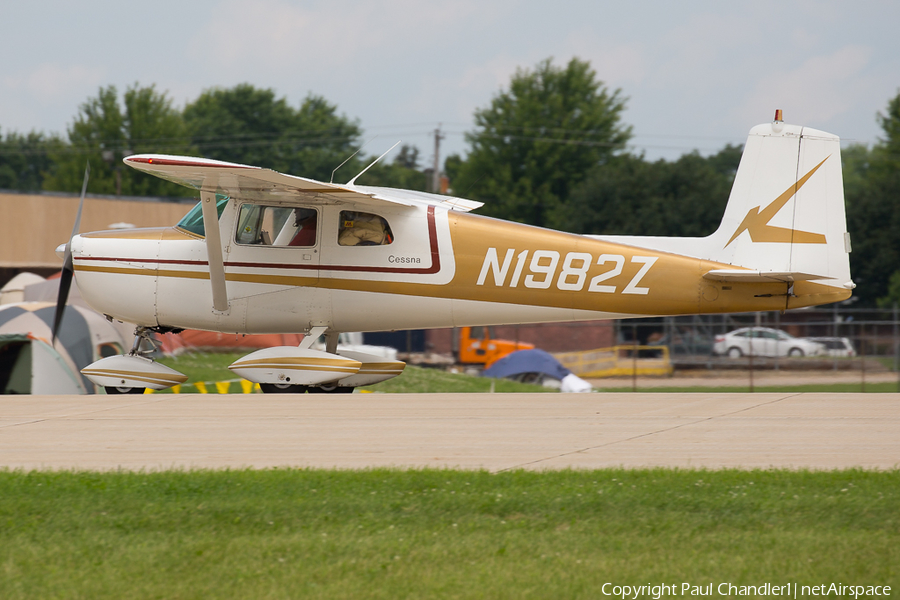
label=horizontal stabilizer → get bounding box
[702,269,826,283]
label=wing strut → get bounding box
[200,190,229,312]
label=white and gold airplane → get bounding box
[59,111,854,394]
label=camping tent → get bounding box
[0,303,125,394]
[0,272,46,305]
[482,349,593,393]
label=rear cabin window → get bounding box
[338,211,393,246]
[235,204,318,247]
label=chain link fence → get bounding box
[606,305,900,391]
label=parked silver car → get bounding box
[714,327,823,358]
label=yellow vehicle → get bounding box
[457,326,534,368]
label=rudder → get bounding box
[706,112,853,291]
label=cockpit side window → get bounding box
[338,211,393,246]
[176,194,229,237]
[235,204,318,247]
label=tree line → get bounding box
[1,60,898,307]
[0,83,425,198]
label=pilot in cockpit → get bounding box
[287,208,317,246]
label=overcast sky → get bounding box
[2,1,898,167]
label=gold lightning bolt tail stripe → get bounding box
[725,155,830,248]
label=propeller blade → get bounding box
[52,162,90,344]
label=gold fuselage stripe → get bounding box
[73,211,851,315]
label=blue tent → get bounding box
[482,349,571,381]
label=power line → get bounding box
[0,122,883,159]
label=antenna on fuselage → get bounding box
[346,141,401,187]
[331,148,362,184]
[331,136,380,184]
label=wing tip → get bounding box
[124,154,259,170]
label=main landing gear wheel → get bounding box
[309,384,354,394]
[260,383,309,394]
[105,386,146,395]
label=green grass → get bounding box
[156,351,246,386]
[0,468,896,598]
[364,365,552,393]
[602,381,900,393]
[155,352,551,394]
[154,351,900,393]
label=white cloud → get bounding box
[414,55,522,123]
[186,0,490,80]
[3,63,105,106]
[738,45,875,125]
[560,27,647,87]
[0,62,107,133]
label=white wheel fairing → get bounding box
[334,350,406,388]
[82,355,188,391]
[229,347,361,386]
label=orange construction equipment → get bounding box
[457,326,534,368]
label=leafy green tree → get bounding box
[288,95,364,182]
[560,144,740,237]
[0,129,60,191]
[352,144,428,190]
[844,91,900,306]
[43,84,194,196]
[877,92,900,159]
[452,58,631,228]
[880,271,900,309]
[444,153,464,192]
[184,84,362,182]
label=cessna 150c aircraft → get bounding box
[56,111,854,394]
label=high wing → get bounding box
[123,153,483,314]
[124,154,483,212]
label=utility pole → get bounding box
[432,124,444,194]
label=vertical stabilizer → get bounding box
[705,114,853,290]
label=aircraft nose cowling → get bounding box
[71,230,161,327]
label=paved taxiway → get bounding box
[1,393,898,471]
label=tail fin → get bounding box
[705,114,853,291]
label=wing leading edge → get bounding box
[124,154,483,212]
[125,154,412,208]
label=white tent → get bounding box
[0,272,46,305]
[0,302,126,395]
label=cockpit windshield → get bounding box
[176,194,229,237]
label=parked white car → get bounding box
[806,337,856,357]
[714,327,823,358]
